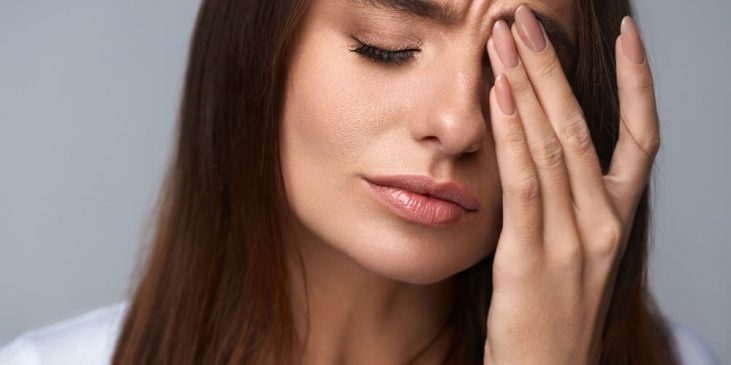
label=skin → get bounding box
[278,0,659,364]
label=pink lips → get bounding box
[364,174,479,227]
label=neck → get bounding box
[283,218,456,365]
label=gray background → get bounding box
[1,0,728,362]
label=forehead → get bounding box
[348,0,576,44]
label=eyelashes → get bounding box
[349,38,420,65]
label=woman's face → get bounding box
[279,0,576,284]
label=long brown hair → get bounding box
[111,0,679,363]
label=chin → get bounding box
[333,219,497,285]
[366,258,480,285]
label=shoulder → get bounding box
[668,319,720,365]
[0,301,129,365]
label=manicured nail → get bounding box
[493,19,519,68]
[620,16,646,64]
[515,4,546,52]
[495,74,515,116]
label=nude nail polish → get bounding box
[493,19,519,68]
[515,5,546,52]
[620,16,646,64]
[495,74,515,116]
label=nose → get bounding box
[407,43,490,158]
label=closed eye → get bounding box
[349,38,421,66]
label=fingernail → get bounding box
[515,5,546,52]
[494,74,515,116]
[620,16,646,64]
[493,19,519,68]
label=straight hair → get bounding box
[111,0,680,363]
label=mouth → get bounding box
[363,174,479,227]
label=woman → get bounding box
[0,0,718,364]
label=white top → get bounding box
[0,301,720,365]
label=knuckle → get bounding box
[505,172,541,202]
[501,118,526,144]
[535,57,562,78]
[643,134,662,157]
[533,135,565,170]
[509,76,533,97]
[559,114,595,158]
[588,217,624,259]
[619,66,654,93]
[635,67,655,91]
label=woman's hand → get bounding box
[483,5,659,365]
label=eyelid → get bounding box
[350,37,420,65]
[351,29,424,48]
[351,36,421,52]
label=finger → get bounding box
[489,73,542,256]
[606,16,660,223]
[488,21,577,254]
[511,5,611,218]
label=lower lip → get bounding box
[365,179,475,227]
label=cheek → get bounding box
[278,27,383,231]
[282,30,383,163]
[278,26,405,206]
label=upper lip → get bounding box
[364,174,480,211]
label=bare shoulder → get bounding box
[0,301,129,365]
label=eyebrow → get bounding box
[350,0,576,60]
[353,0,461,25]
